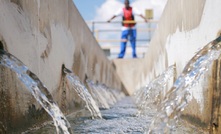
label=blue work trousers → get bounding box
[118,29,137,58]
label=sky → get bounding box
[72,0,168,46]
[73,0,167,21]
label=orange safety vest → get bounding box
[122,7,136,27]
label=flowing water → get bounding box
[70,97,153,133]
[24,96,204,134]
[63,67,102,119]
[134,65,175,116]
[148,36,221,133]
[21,58,209,133]
[86,80,125,109]
[1,35,220,133]
[0,50,72,134]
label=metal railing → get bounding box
[86,20,158,58]
[86,20,158,44]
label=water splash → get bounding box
[148,36,221,133]
[134,65,175,116]
[0,50,72,134]
[63,68,102,119]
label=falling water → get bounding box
[148,36,221,133]
[63,67,102,119]
[134,65,175,116]
[86,80,125,109]
[87,80,111,109]
[0,50,72,134]
[97,84,117,106]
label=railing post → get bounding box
[148,22,151,41]
[95,30,99,41]
[92,21,95,35]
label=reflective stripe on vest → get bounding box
[122,7,135,27]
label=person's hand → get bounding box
[107,16,116,23]
[144,18,148,23]
[140,15,148,23]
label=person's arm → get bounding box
[133,7,148,23]
[107,15,117,23]
[139,14,148,23]
[107,8,122,23]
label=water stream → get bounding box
[134,65,175,116]
[86,80,125,109]
[0,50,72,134]
[1,35,220,133]
[87,80,111,109]
[147,36,221,133]
[24,96,204,134]
[63,67,102,119]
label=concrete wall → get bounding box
[210,59,221,133]
[0,0,126,132]
[113,0,221,132]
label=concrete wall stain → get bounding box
[210,59,221,133]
